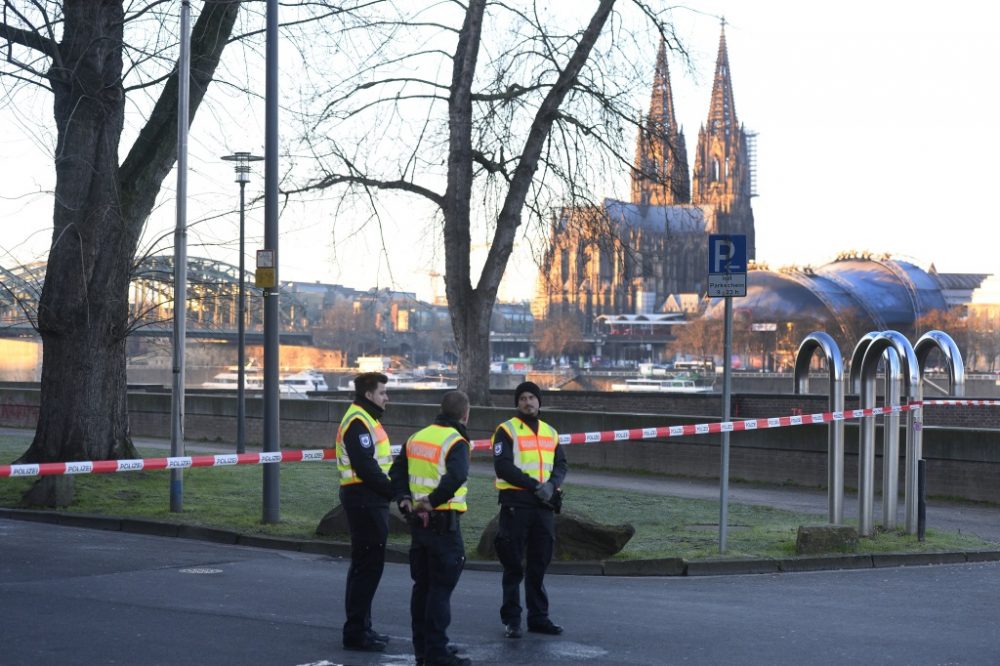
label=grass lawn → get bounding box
[0,435,991,560]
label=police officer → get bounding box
[492,381,568,638]
[336,371,393,652]
[389,390,473,666]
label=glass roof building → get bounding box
[704,253,986,340]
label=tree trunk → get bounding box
[442,1,616,405]
[452,289,494,405]
[15,1,240,478]
[444,1,491,405]
[16,1,136,467]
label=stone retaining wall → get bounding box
[2,387,999,502]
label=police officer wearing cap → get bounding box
[336,371,394,652]
[492,381,568,639]
[389,390,473,666]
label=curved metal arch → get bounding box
[914,330,965,398]
[775,269,856,342]
[134,255,249,288]
[858,331,922,535]
[4,261,48,285]
[0,262,46,325]
[136,255,312,334]
[2,255,316,335]
[792,331,845,524]
[847,331,880,394]
[0,266,39,304]
[872,256,923,324]
[818,268,887,332]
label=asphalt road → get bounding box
[2,518,999,666]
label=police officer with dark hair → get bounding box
[492,381,568,639]
[336,371,394,652]
[389,390,473,666]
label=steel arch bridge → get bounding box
[0,256,313,342]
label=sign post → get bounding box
[708,234,747,553]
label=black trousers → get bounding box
[494,504,555,627]
[409,512,465,662]
[341,495,389,643]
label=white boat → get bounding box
[200,366,264,391]
[200,367,329,398]
[280,369,330,398]
[610,378,714,393]
[338,373,457,391]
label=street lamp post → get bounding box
[222,151,263,454]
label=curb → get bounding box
[3,507,1000,577]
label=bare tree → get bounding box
[534,309,586,361]
[287,1,681,403]
[0,1,243,483]
[668,316,721,362]
[0,1,365,501]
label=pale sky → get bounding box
[2,1,998,303]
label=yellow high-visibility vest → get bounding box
[335,403,391,486]
[494,417,558,490]
[406,424,469,512]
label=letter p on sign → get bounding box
[712,239,735,273]
[708,234,747,274]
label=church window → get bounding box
[600,247,613,281]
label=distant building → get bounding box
[702,253,989,341]
[533,26,756,333]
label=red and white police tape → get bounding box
[2,398,998,479]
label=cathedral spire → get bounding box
[631,37,689,206]
[705,19,738,138]
[648,38,679,137]
[692,18,755,259]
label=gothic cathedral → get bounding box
[533,26,756,333]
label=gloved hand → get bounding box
[414,496,433,513]
[398,498,413,514]
[534,481,554,503]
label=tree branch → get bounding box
[0,9,59,61]
[282,172,446,209]
[470,81,546,102]
[479,0,617,296]
[119,0,241,224]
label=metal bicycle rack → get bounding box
[795,329,966,536]
[909,330,965,533]
[793,332,845,524]
[857,331,920,536]
[849,332,904,529]
[914,330,965,398]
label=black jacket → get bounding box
[338,397,393,505]
[492,412,568,508]
[389,414,471,510]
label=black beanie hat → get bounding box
[514,381,542,407]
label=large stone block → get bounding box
[476,509,635,561]
[315,503,410,537]
[795,524,858,555]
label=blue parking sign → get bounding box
[708,234,747,273]
[708,234,747,297]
